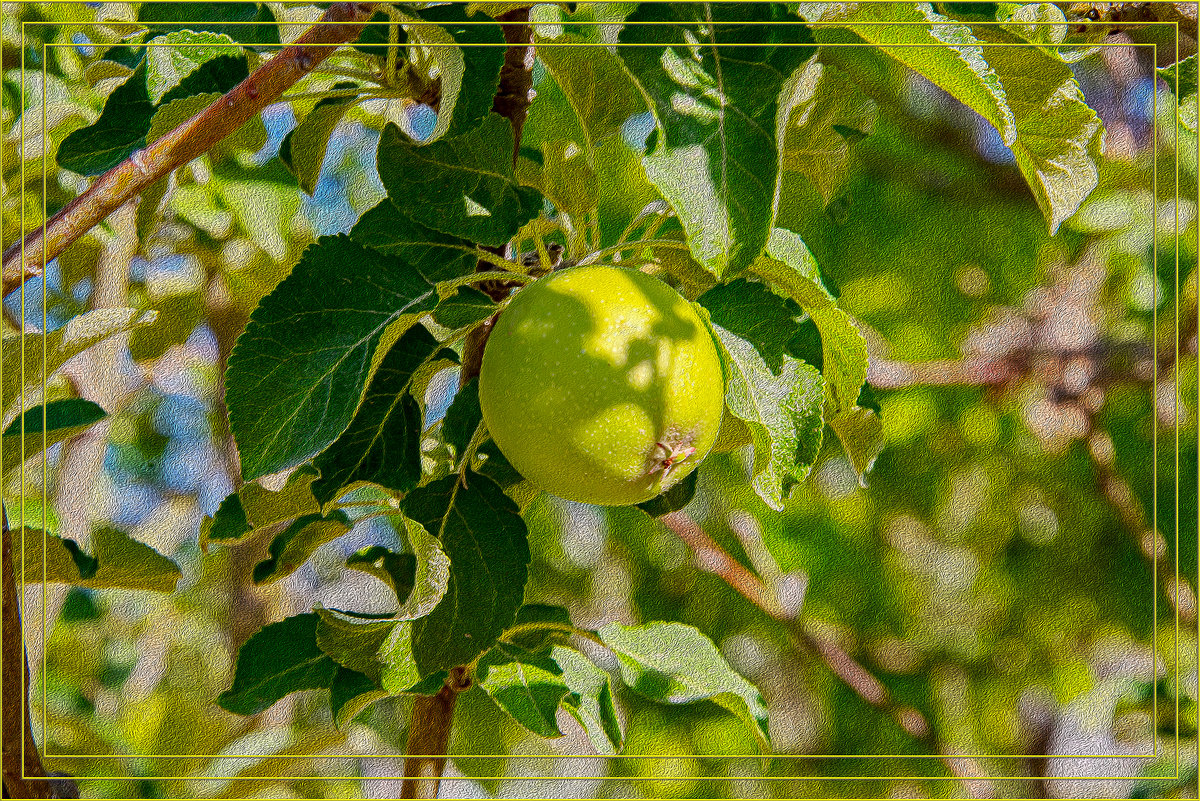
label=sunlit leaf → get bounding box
[618,3,816,278]
[598,620,770,750]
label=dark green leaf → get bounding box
[441,377,483,457]
[145,31,242,103]
[2,399,107,475]
[58,54,248,176]
[138,2,280,47]
[57,64,156,175]
[310,324,443,504]
[377,113,543,246]
[598,620,769,749]
[350,199,479,283]
[315,608,397,681]
[431,287,496,332]
[403,475,531,675]
[218,614,340,715]
[351,515,449,619]
[406,4,505,140]
[553,645,624,754]
[698,279,802,373]
[3,398,106,437]
[477,642,568,737]
[251,511,353,585]
[330,667,387,728]
[636,468,699,518]
[15,527,180,591]
[226,235,438,480]
[617,3,816,278]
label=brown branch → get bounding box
[1,2,380,296]
[659,510,993,799]
[2,509,77,799]
[400,667,471,799]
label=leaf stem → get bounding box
[575,238,690,267]
[499,620,605,647]
[436,271,534,296]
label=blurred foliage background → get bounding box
[1,1,1196,798]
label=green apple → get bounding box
[478,264,725,506]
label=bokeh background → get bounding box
[1,2,1196,798]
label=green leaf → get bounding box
[617,3,816,278]
[710,324,824,511]
[829,404,884,482]
[441,378,483,458]
[57,64,156,175]
[553,645,624,755]
[218,614,340,716]
[636,468,699,518]
[477,642,568,737]
[2,308,156,430]
[384,515,451,621]
[698,278,803,373]
[251,511,353,585]
[430,287,496,332]
[315,609,397,682]
[534,31,647,149]
[57,55,247,176]
[330,667,387,728]
[597,620,770,750]
[320,515,451,688]
[2,399,107,475]
[778,58,878,202]
[199,464,321,550]
[812,5,1105,233]
[1158,55,1198,103]
[377,113,543,246]
[404,4,505,140]
[507,603,575,652]
[346,547,417,607]
[751,228,867,416]
[402,474,531,676]
[14,527,180,591]
[350,199,479,284]
[803,3,1016,143]
[138,2,280,47]
[226,235,438,481]
[145,31,242,104]
[974,32,1106,232]
[310,325,446,504]
[279,86,358,195]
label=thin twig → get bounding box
[659,510,993,798]
[1,2,380,295]
[399,667,471,800]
